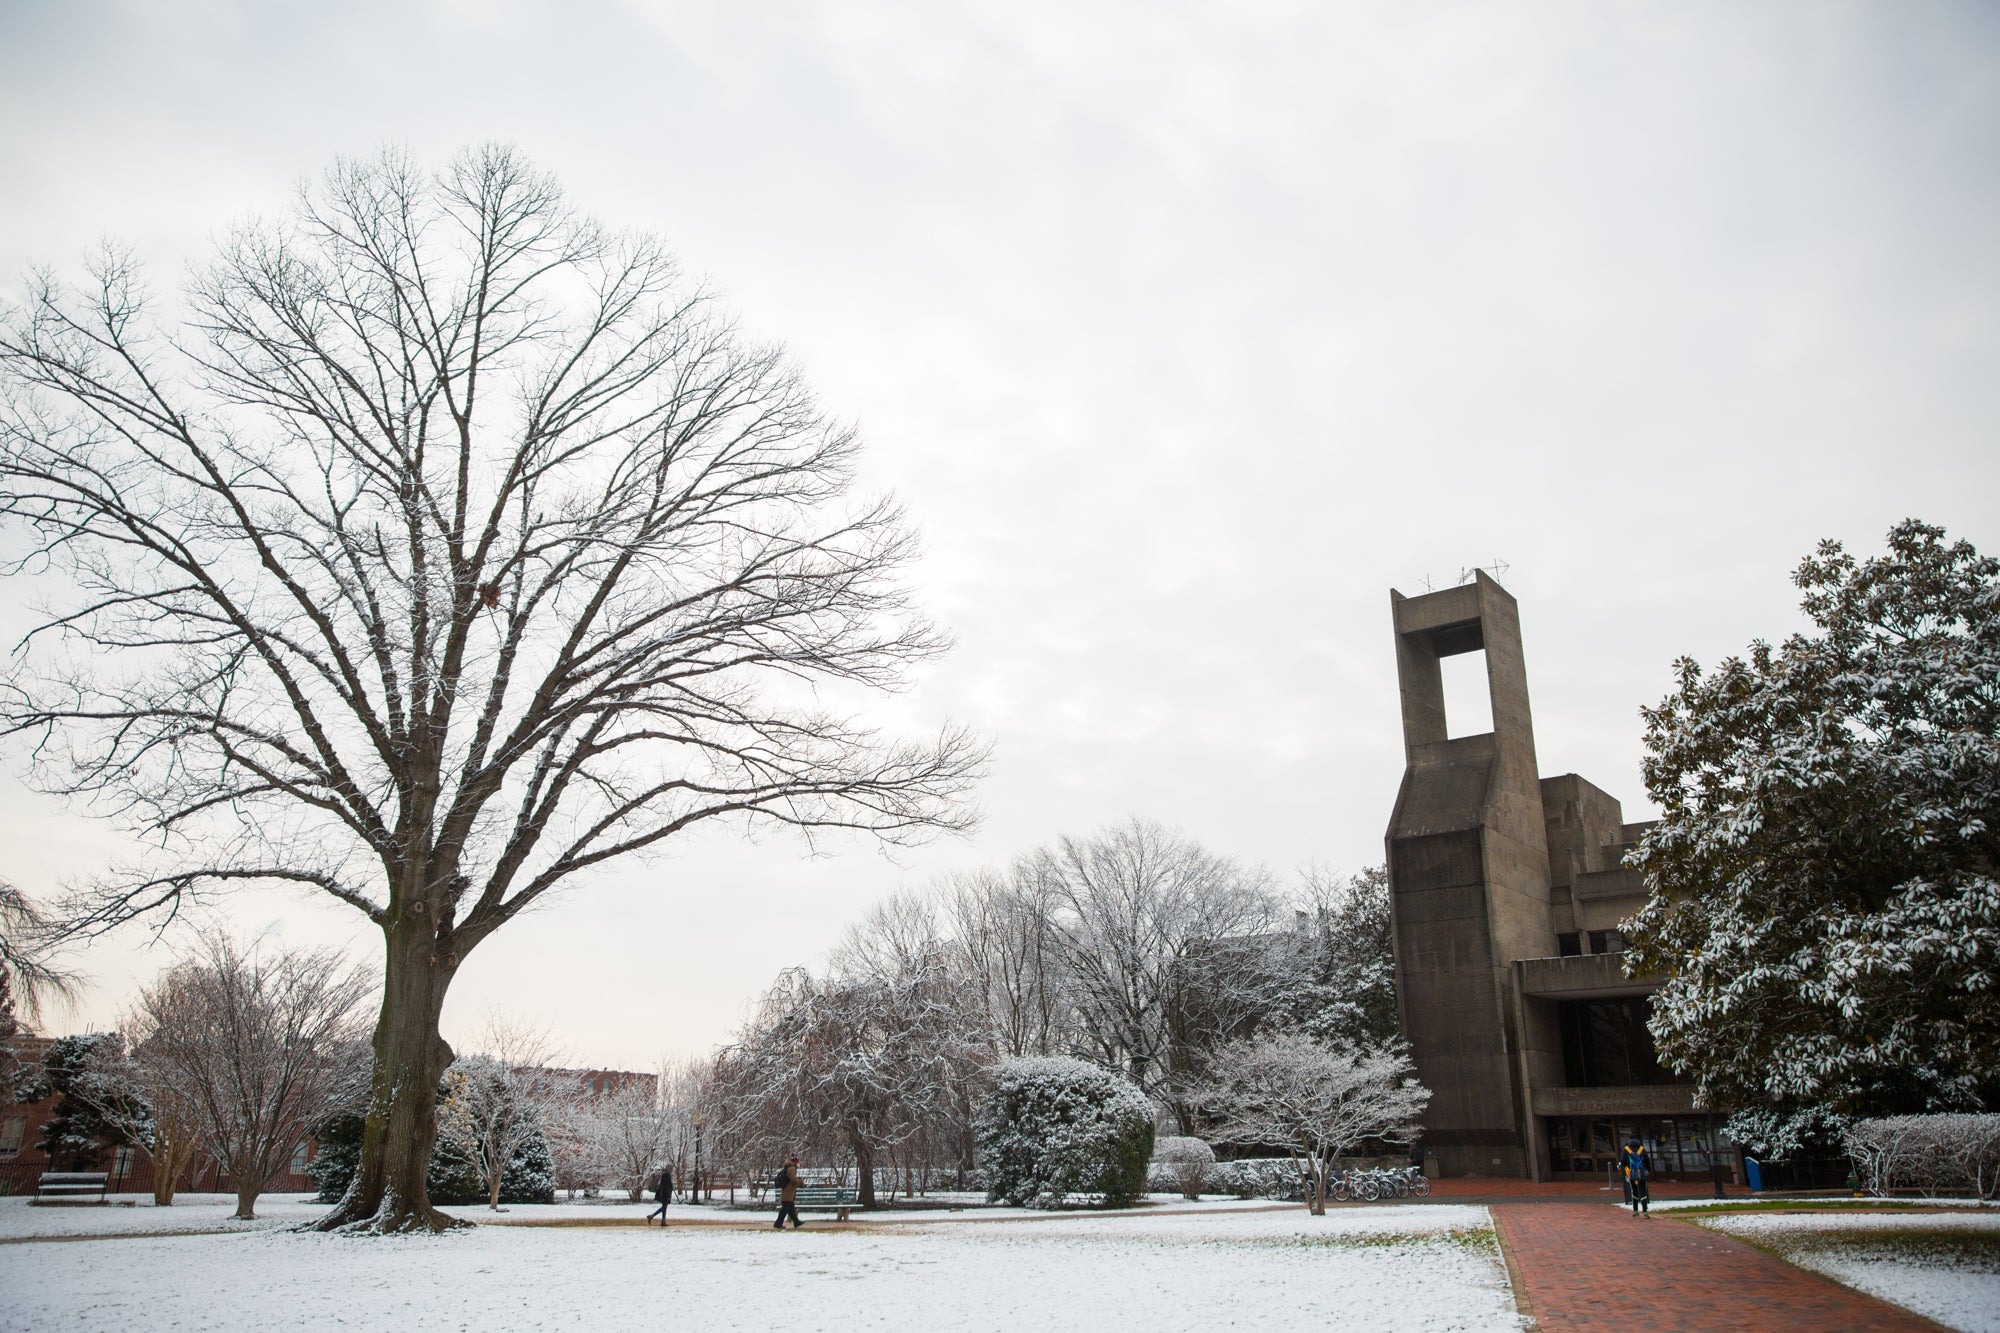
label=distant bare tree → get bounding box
[1199,1033,1429,1216]
[942,869,1065,1058]
[587,1072,677,1201]
[131,933,371,1219]
[0,144,982,1231]
[1028,819,1277,1125]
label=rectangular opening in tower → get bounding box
[1440,648,1494,738]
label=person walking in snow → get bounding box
[648,1165,673,1226]
[772,1157,803,1230]
[1621,1137,1651,1215]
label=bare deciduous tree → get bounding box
[1028,819,1277,1125]
[130,933,371,1219]
[1199,1033,1429,1216]
[942,869,1064,1059]
[0,144,982,1231]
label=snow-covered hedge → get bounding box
[1210,1157,1305,1200]
[977,1056,1155,1209]
[1147,1137,1216,1197]
[1846,1115,2000,1199]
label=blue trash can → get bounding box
[1744,1157,1763,1193]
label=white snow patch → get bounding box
[0,1192,326,1239]
[1699,1210,2000,1333]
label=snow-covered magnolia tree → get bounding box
[0,145,982,1232]
[130,933,371,1219]
[1625,521,2000,1123]
[1197,1033,1429,1216]
[15,1032,152,1173]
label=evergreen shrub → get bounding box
[977,1056,1155,1209]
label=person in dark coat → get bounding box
[772,1157,803,1230]
[1620,1137,1651,1215]
[648,1165,673,1226]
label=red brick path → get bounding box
[1493,1203,1949,1332]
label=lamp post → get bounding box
[692,1115,702,1206]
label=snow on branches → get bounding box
[1626,520,2000,1120]
[1197,1033,1428,1215]
[1846,1114,2000,1199]
[976,1056,1155,1209]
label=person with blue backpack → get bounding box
[1621,1137,1651,1215]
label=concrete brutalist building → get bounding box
[1385,572,1731,1182]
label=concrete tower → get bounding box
[1385,572,1558,1177]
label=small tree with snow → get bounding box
[441,1018,573,1211]
[977,1056,1154,1209]
[1198,1034,1429,1216]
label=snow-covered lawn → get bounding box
[0,1201,1522,1332]
[1696,1209,2000,1333]
[0,1193,327,1240]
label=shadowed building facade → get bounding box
[1385,572,1730,1182]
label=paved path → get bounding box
[1493,1202,1950,1332]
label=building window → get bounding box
[1557,933,1582,957]
[1557,998,1673,1087]
[1587,929,1626,954]
[291,1141,310,1174]
[112,1146,134,1179]
[0,1114,24,1155]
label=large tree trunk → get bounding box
[312,917,461,1233]
[234,1185,261,1221]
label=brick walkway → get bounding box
[1493,1203,1949,1332]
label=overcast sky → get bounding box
[3,0,1996,1070]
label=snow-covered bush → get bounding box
[1211,1157,1305,1200]
[1148,1136,1215,1198]
[977,1056,1155,1209]
[1847,1115,2000,1199]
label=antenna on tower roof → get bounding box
[1457,558,1511,586]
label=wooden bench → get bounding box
[683,1176,742,1205]
[34,1171,108,1206]
[791,1186,860,1221]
